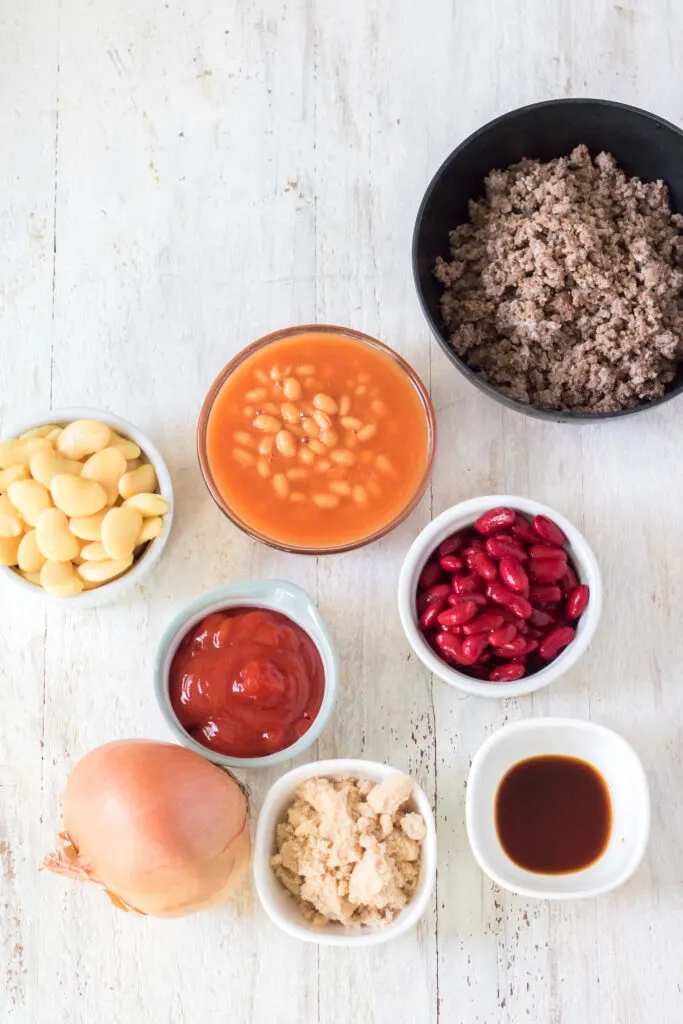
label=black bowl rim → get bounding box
[412,97,683,424]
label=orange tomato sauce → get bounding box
[204,331,431,548]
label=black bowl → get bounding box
[413,98,683,423]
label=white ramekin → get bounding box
[397,495,602,698]
[154,580,338,770]
[253,758,437,946]
[0,407,173,608]
[466,718,650,898]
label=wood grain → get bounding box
[1,0,682,1021]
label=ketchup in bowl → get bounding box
[169,608,325,758]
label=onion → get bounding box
[43,739,250,917]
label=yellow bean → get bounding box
[82,447,128,491]
[41,560,84,596]
[330,449,355,467]
[76,555,133,584]
[233,448,256,468]
[17,530,47,573]
[8,479,51,527]
[272,473,289,498]
[312,493,340,509]
[137,516,163,544]
[0,534,21,566]
[80,541,110,562]
[357,423,377,442]
[56,419,111,460]
[280,403,301,424]
[68,511,107,541]
[109,433,141,460]
[35,508,81,562]
[51,474,107,518]
[283,377,303,400]
[0,438,51,469]
[256,458,271,478]
[0,464,30,493]
[258,435,275,455]
[0,494,23,538]
[118,463,158,500]
[30,449,83,488]
[122,493,169,517]
[102,507,143,560]
[329,481,351,497]
[19,424,58,441]
[253,414,281,433]
[320,428,339,448]
[353,484,369,506]
[313,393,338,415]
[340,417,363,430]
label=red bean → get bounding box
[440,554,463,572]
[438,532,468,558]
[463,611,505,635]
[566,584,590,620]
[538,626,575,660]
[470,551,498,581]
[533,514,567,547]
[530,559,566,583]
[418,560,444,591]
[474,506,516,536]
[511,518,538,545]
[492,635,531,657]
[435,631,464,662]
[530,544,568,562]
[460,634,489,665]
[419,599,447,631]
[529,584,563,605]
[448,592,488,610]
[486,582,533,619]
[560,563,579,597]
[489,623,518,646]
[486,534,529,562]
[499,556,529,593]
[451,572,486,596]
[489,663,526,682]
[438,601,478,627]
[528,607,557,630]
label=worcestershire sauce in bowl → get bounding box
[495,755,612,874]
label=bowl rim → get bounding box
[0,406,173,607]
[252,757,438,946]
[196,323,437,554]
[397,495,603,698]
[153,579,339,769]
[412,96,683,424]
[465,717,651,898]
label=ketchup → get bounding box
[169,607,325,758]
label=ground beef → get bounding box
[434,145,683,413]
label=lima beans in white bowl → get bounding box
[0,408,173,607]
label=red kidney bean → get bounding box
[529,584,563,605]
[438,532,468,558]
[440,554,464,572]
[448,592,488,610]
[528,607,557,630]
[511,517,538,545]
[525,626,544,640]
[489,623,518,646]
[460,634,489,665]
[530,559,567,583]
[533,514,567,547]
[530,543,568,562]
[435,631,465,662]
[486,534,529,562]
[471,551,498,581]
[474,506,516,536]
[560,563,579,597]
[418,560,444,591]
[463,611,505,635]
[489,663,526,682]
[566,584,590,619]
[538,625,575,660]
[419,599,447,631]
[438,601,478,627]
[492,635,531,657]
[486,582,533,619]
[415,584,452,618]
[499,556,529,593]
[451,572,486,596]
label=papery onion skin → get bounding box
[43,739,251,917]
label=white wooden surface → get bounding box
[1,1,682,1021]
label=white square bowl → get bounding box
[253,759,437,946]
[465,718,650,898]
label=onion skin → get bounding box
[43,740,251,917]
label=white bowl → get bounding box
[466,718,650,899]
[155,580,339,769]
[0,407,173,608]
[397,495,603,698]
[253,759,437,946]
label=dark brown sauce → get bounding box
[495,755,612,874]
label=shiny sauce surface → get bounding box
[495,754,612,874]
[169,607,325,758]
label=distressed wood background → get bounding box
[1,1,682,1021]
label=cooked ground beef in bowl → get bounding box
[434,145,683,414]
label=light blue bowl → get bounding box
[154,580,338,769]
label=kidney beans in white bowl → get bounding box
[397,496,602,698]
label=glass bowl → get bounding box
[197,324,436,554]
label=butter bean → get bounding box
[275,430,296,457]
[0,494,23,538]
[101,507,143,559]
[253,414,281,433]
[30,449,83,488]
[313,393,338,415]
[45,427,63,443]
[109,433,141,461]
[40,560,84,597]
[0,438,51,468]
[20,571,42,586]
[19,424,58,440]
[0,464,30,493]
[36,508,81,562]
[118,463,157,500]
[82,447,128,492]
[0,534,21,565]
[80,541,109,562]
[68,511,107,541]
[137,516,163,545]
[17,530,47,573]
[283,377,303,400]
[122,493,169,517]
[8,479,52,527]
[76,556,133,584]
[57,419,111,460]
[51,474,107,518]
